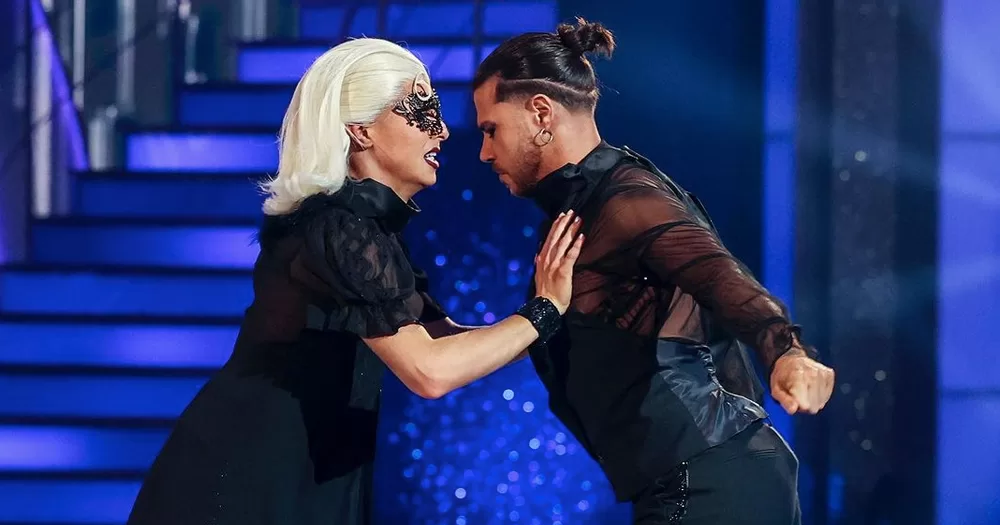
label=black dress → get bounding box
[126,178,447,525]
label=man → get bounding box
[472,18,835,525]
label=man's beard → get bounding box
[506,143,543,196]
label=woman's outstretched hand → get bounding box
[533,210,584,314]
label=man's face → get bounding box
[473,76,542,196]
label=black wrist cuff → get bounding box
[515,297,562,344]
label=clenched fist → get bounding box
[771,349,835,415]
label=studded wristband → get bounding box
[515,296,563,344]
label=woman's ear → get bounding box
[346,124,374,150]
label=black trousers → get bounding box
[631,420,801,524]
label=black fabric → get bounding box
[524,142,809,501]
[527,143,813,381]
[631,421,801,524]
[127,179,444,525]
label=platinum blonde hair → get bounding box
[260,38,429,215]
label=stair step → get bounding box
[125,129,277,172]
[31,219,259,269]
[299,4,377,39]
[301,4,472,39]
[0,267,252,317]
[0,373,205,419]
[0,317,237,368]
[237,41,486,84]
[177,82,474,129]
[0,479,139,523]
[75,171,264,219]
[0,425,167,472]
[178,83,294,127]
[299,2,557,40]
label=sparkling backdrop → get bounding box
[373,134,627,524]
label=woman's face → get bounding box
[359,79,450,195]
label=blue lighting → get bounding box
[0,376,205,418]
[938,2,1000,523]
[481,1,557,36]
[126,132,278,172]
[0,426,168,470]
[0,322,236,368]
[763,0,799,452]
[237,44,484,84]
[76,175,263,219]
[462,190,474,201]
[179,86,292,127]
[0,481,140,523]
[0,270,252,317]
[32,223,259,269]
[298,6,377,39]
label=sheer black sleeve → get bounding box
[412,265,448,323]
[596,167,808,372]
[291,209,425,338]
[394,236,448,323]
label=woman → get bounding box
[126,38,583,525]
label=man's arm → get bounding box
[603,168,834,414]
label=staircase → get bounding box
[0,2,562,523]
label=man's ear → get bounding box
[526,94,554,128]
[346,124,374,150]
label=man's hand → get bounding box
[770,349,835,415]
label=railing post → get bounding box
[116,0,136,116]
[31,0,53,217]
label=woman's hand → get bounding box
[363,211,583,398]
[534,210,584,314]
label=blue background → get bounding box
[2,0,998,523]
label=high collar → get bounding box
[259,178,419,248]
[331,177,420,233]
[526,141,626,219]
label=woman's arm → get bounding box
[424,318,479,338]
[425,320,531,367]
[364,316,537,398]
[364,211,583,398]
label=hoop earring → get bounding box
[533,129,554,147]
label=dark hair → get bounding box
[473,17,615,111]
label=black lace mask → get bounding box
[392,89,444,137]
